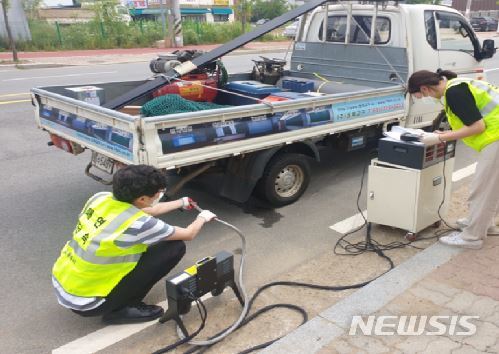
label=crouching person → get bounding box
[51,165,216,323]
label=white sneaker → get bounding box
[455,218,499,236]
[439,232,483,250]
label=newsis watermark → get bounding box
[349,315,479,336]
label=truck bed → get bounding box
[32,74,406,170]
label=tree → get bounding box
[23,0,42,20]
[250,0,288,23]
[235,0,252,33]
[1,0,18,62]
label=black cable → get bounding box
[436,147,460,233]
[183,303,309,354]
[152,293,207,354]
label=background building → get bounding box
[449,0,498,19]
[128,0,235,23]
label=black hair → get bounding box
[407,69,458,94]
[112,165,167,203]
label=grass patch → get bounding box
[0,19,287,52]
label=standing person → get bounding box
[407,70,499,249]
[52,165,217,323]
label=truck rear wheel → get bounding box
[257,153,311,207]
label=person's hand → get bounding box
[197,210,217,222]
[420,132,441,145]
[180,197,195,210]
[433,130,448,141]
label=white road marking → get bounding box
[52,292,215,353]
[452,162,476,182]
[2,71,117,82]
[52,301,168,354]
[484,68,499,73]
[329,210,367,234]
[329,162,477,233]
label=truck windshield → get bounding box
[318,15,390,44]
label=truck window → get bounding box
[436,12,474,52]
[318,15,390,44]
[424,11,437,49]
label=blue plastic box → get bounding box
[224,81,281,105]
[282,79,314,93]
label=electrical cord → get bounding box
[174,214,251,348]
[152,293,208,354]
[436,148,460,232]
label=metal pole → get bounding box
[167,0,174,47]
[55,21,63,45]
[464,0,472,19]
[370,2,377,45]
[160,0,167,38]
[322,2,328,41]
[345,3,352,44]
[171,0,183,47]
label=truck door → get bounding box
[434,11,482,75]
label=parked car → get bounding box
[283,20,299,38]
[255,18,269,26]
[470,17,498,32]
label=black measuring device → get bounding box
[159,251,244,336]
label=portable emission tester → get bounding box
[367,137,456,240]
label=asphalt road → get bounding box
[0,52,497,353]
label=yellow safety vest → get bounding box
[444,78,499,152]
[52,192,148,297]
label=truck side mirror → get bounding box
[481,39,496,59]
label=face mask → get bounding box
[420,96,441,105]
[151,192,164,207]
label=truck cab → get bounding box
[297,3,493,129]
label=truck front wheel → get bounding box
[257,153,311,207]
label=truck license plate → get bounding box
[91,152,114,174]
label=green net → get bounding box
[141,94,231,117]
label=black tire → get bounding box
[256,153,311,207]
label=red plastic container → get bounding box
[153,73,218,102]
[262,95,290,103]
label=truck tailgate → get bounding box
[32,87,140,165]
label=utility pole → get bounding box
[171,0,183,47]
[241,0,247,33]
[1,0,19,62]
[159,0,168,45]
[167,0,174,48]
[464,0,472,19]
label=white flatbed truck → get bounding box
[31,2,496,206]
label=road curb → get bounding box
[260,242,463,354]
[0,47,290,69]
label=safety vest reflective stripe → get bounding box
[78,192,109,218]
[448,78,499,116]
[84,204,138,253]
[69,204,142,264]
[68,239,142,264]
